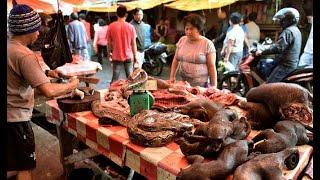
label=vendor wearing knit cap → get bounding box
[7,4,79,179]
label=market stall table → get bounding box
[42,89,313,180]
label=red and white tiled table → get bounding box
[43,90,313,180]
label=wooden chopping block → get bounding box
[57,91,100,113]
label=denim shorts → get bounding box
[229,52,243,70]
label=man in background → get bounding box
[67,12,90,61]
[213,8,229,62]
[221,12,245,70]
[107,5,137,82]
[299,3,313,67]
[79,13,93,59]
[130,8,146,68]
[245,12,260,46]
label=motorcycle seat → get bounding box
[284,67,313,81]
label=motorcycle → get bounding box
[142,42,168,76]
[218,39,313,96]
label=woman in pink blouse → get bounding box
[169,14,217,87]
[93,18,108,64]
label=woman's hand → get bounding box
[168,77,175,84]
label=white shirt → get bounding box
[223,25,245,53]
[93,23,100,32]
[304,22,313,54]
[245,21,260,46]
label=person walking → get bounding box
[7,4,79,180]
[93,18,108,65]
[245,12,260,46]
[212,8,229,62]
[130,8,146,68]
[67,12,90,61]
[298,11,313,67]
[107,5,137,82]
[79,13,93,58]
[221,12,245,70]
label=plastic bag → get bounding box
[218,61,235,73]
[41,10,72,70]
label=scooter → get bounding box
[218,39,313,96]
[142,42,168,76]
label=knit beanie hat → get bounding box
[8,4,41,35]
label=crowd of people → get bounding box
[6,1,314,179]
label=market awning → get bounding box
[7,0,56,14]
[76,0,175,12]
[164,0,238,11]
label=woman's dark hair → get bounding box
[230,12,241,24]
[183,13,205,32]
[98,18,106,26]
[79,13,86,20]
[116,5,127,18]
[248,12,257,21]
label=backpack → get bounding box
[41,10,72,70]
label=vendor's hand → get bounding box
[223,57,229,62]
[47,69,60,78]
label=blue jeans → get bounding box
[298,52,313,67]
[266,65,295,83]
[229,52,243,70]
[111,59,133,83]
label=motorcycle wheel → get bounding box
[142,56,164,76]
[218,73,249,97]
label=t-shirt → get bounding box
[7,39,50,122]
[176,36,216,87]
[67,20,88,50]
[245,21,260,46]
[94,25,108,46]
[130,20,146,52]
[304,23,313,54]
[107,20,137,61]
[223,25,245,53]
[82,20,91,41]
[143,23,152,48]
